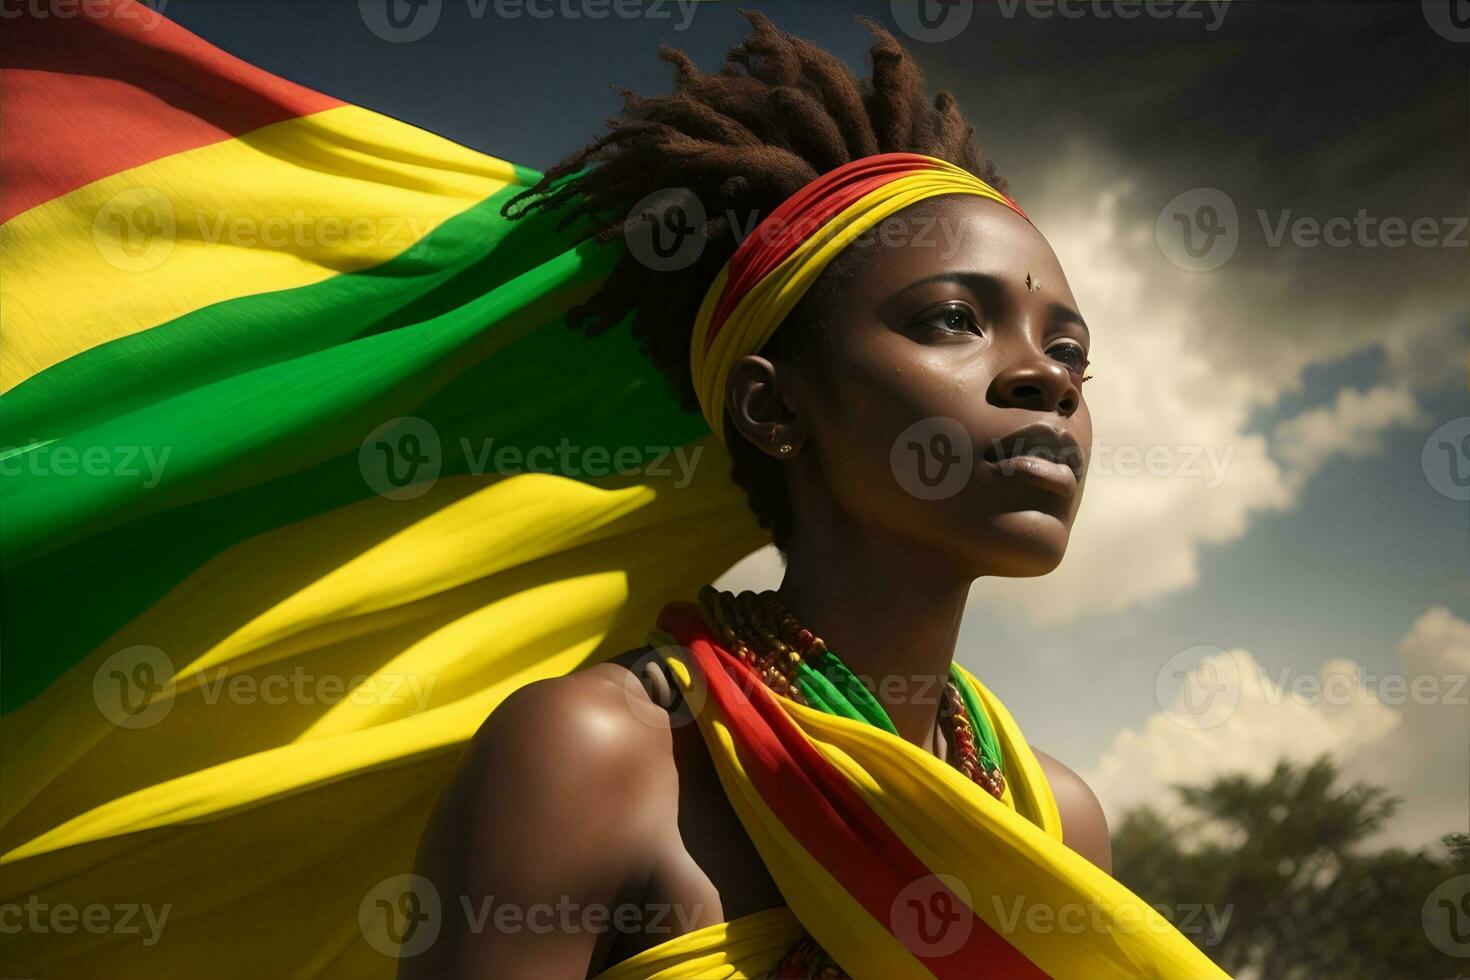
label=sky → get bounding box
[165,0,1469,849]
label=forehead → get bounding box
[832,194,1068,298]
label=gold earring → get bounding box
[768,428,795,457]
[777,442,795,456]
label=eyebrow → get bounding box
[889,270,1090,341]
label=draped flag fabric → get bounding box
[1,4,1229,978]
[644,604,1233,980]
[1,3,763,976]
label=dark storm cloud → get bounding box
[897,1,1466,383]
[170,0,1465,384]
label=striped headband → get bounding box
[689,152,1031,440]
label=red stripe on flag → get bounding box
[0,0,340,222]
[657,601,1051,980]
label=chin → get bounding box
[962,510,1074,577]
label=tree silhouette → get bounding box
[1111,757,1470,979]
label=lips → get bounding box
[982,423,1085,496]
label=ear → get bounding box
[724,354,803,460]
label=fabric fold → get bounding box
[649,604,1231,980]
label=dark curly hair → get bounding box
[501,10,1007,552]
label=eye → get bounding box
[1048,342,1091,378]
[915,302,981,336]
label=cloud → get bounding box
[1086,606,1470,850]
[1383,311,1467,391]
[1271,383,1428,485]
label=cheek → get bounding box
[804,338,985,508]
[821,334,988,449]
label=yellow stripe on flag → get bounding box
[0,104,518,392]
[1,436,759,861]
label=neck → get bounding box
[775,513,973,749]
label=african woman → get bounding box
[406,13,1226,980]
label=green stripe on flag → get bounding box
[0,176,712,711]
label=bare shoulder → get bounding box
[450,646,681,842]
[402,649,682,979]
[1033,749,1112,874]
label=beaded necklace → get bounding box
[695,585,1006,798]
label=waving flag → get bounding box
[1,3,760,975]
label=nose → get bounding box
[990,354,1080,417]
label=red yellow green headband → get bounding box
[690,152,1031,440]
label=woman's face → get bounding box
[776,194,1092,578]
